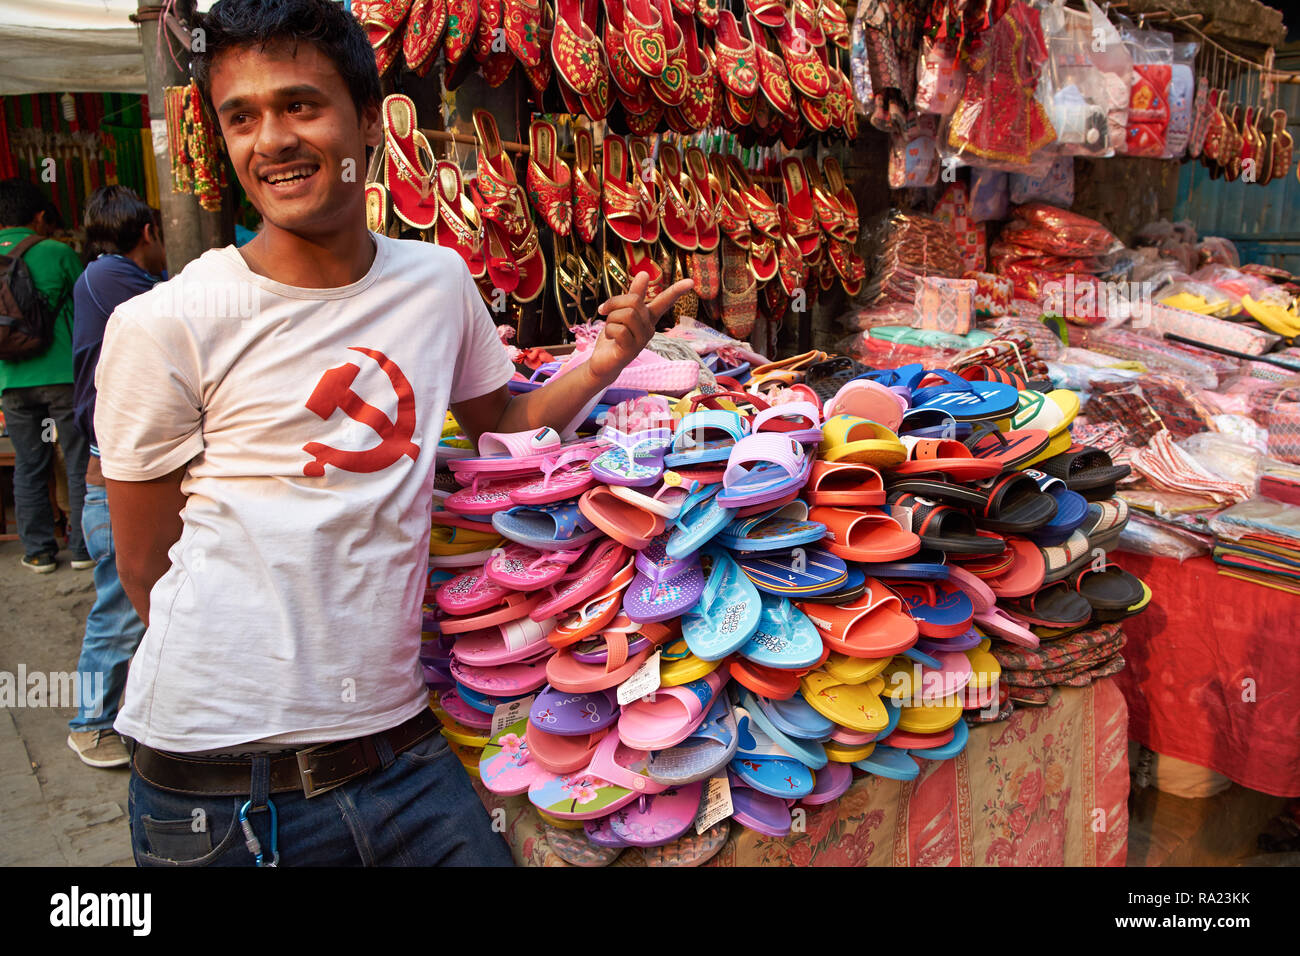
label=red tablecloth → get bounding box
[1114,553,1300,797]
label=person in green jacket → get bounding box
[0,178,90,573]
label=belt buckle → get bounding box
[296,744,344,799]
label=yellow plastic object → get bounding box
[1128,579,1153,612]
[800,670,889,732]
[429,523,503,556]
[823,650,891,685]
[895,695,964,733]
[824,740,875,763]
[439,715,490,748]
[819,415,907,467]
[1241,294,1300,337]
[659,650,722,687]
[536,810,584,829]
[964,638,1001,690]
[1159,291,1225,315]
[878,658,918,700]
[1016,427,1072,470]
[1045,389,1081,435]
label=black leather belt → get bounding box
[131,708,440,798]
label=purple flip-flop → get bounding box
[608,782,705,847]
[622,533,705,624]
[529,684,620,736]
[439,688,493,730]
[727,773,793,837]
[583,814,630,848]
[800,761,854,806]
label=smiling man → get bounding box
[95,0,690,867]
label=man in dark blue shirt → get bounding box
[67,185,167,769]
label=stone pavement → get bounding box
[0,539,133,866]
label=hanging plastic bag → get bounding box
[1010,155,1075,205]
[1119,19,1173,158]
[888,113,941,189]
[1084,0,1132,155]
[915,35,965,116]
[1042,0,1111,156]
[1164,40,1199,158]
[969,168,1009,221]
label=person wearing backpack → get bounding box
[66,185,166,768]
[0,178,90,573]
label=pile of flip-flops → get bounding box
[420,349,1151,866]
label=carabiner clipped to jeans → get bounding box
[238,799,279,867]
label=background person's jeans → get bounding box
[127,731,515,866]
[1,384,88,558]
[69,483,145,731]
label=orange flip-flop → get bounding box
[796,579,918,658]
[805,461,885,507]
[546,630,653,692]
[579,485,667,550]
[810,506,920,562]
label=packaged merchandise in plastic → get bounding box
[1116,514,1211,560]
[915,34,965,116]
[1084,0,1132,153]
[968,168,1009,222]
[1042,0,1112,156]
[1164,41,1199,158]
[1010,155,1075,206]
[888,113,941,188]
[1197,236,1240,268]
[1117,20,1172,157]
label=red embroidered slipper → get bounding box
[442,0,479,71]
[791,0,824,45]
[625,103,665,136]
[603,0,647,95]
[802,157,845,239]
[825,235,851,280]
[780,156,821,258]
[658,143,698,251]
[677,10,713,130]
[474,0,502,60]
[552,0,601,94]
[382,94,437,230]
[616,72,658,115]
[520,2,556,91]
[823,156,858,242]
[669,0,692,13]
[628,135,661,244]
[745,0,785,30]
[684,146,720,252]
[602,133,643,243]
[697,0,719,28]
[473,109,530,241]
[435,161,486,276]
[775,10,829,99]
[776,214,809,296]
[622,240,667,299]
[747,13,796,120]
[623,0,667,77]
[780,109,807,149]
[403,0,447,77]
[708,153,751,248]
[572,125,602,244]
[748,232,778,282]
[355,0,412,77]
[481,48,519,86]
[726,154,781,240]
[480,216,520,294]
[511,226,547,303]
[576,0,612,120]
[504,0,546,67]
[724,88,756,127]
[648,0,687,107]
[713,9,759,99]
[526,119,573,236]
[819,0,848,49]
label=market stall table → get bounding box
[1113,552,1300,798]
[474,680,1130,866]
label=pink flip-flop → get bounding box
[527,725,610,774]
[483,543,586,589]
[451,426,565,474]
[437,688,493,729]
[973,609,1040,648]
[548,579,628,648]
[617,670,726,750]
[824,379,904,431]
[508,446,601,505]
[546,631,653,692]
[449,656,550,696]
[452,616,559,667]
[478,718,546,796]
[435,570,511,616]
[532,541,632,622]
[751,401,824,444]
[440,591,542,635]
[526,729,666,820]
[888,726,954,749]
[431,508,500,532]
[578,485,667,550]
[607,780,705,847]
[607,476,699,519]
[445,474,539,515]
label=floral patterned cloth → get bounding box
[473,679,1129,866]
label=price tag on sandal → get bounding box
[491,694,535,738]
[617,650,661,706]
[694,774,733,835]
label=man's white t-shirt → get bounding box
[95,235,513,752]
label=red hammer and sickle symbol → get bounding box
[301,347,420,477]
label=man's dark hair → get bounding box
[0,178,48,229]
[83,185,156,259]
[192,0,381,122]
[39,199,64,231]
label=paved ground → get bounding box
[0,538,133,866]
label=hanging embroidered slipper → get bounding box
[1000,581,1093,628]
[805,461,885,507]
[797,578,917,659]
[970,472,1059,534]
[682,550,762,660]
[646,695,740,786]
[799,669,890,733]
[889,582,975,640]
[735,593,824,670]
[911,371,1019,422]
[716,500,826,553]
[811,506,920,562]
[729,707,817,796]
[666,483,734,558]
[578,485,667,550]
[590,427,674,486]
[622,533,705,623]
[619,670,726,750]
[884,493,1004,555]
[527,730,666,820]
[381,94,438,229]
[1036,445,1132,492]
[665,409,748,467]
[716,434,811,509]
[737,545,848,597]
[819,415,906,467]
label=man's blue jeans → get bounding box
[1,384,88,558]
[68,483,145,732]
[127,731,515,866]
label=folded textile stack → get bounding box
[990,203,1122,303]
[417,346,1151,866]
[1210,497,1300,595]
[865,210,966,306]
[992,623,1128,705]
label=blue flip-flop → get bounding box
[492,499,602,551]
[912,371,1019,422]
[856,363,927,390]
[764,692,835,741]
[897,407,973,440]
[682,549,762,661]
[874,698,902,744]
[891,581,975,638]
[737,593,825,670]
[854,744,920,780]
[910,717,970,761]
[664,409,748,467]
[716,501,827,553]
[900,646,943,669]
[646,696,739,786]
[455,682,533,715]
[737,546,848,597]
[734,690,828,771]
[867,549,950,581]
[729,708,816,797]
[666,483,735,559]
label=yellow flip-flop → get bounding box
[536,809,585,829]
[824,740,876,763]
[659,638,722,687]
[800,669,889,732]
[1160,291,1229,315]
[965,638,1001,690]
[429,523,504,556]
[1016,427,1073,470]
[895,694,964,733]
[446,740,483,777]
[437,714,490,748]
[819,415,906,467]
[824,650,891,685]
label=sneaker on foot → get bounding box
[70,552,95,570]
[67,730,130,768]
[21,553,57,574]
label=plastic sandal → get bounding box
[716,433,811,509]
[682,549,762,660]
